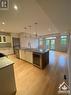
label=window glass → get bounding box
[39,38,45,49]
[45,36,56,49]
[45,39,50,49]
[39,40,43,45]
[61,36,67,39]
[60,36,67,46]
[50,40,55,50]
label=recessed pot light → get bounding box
[14,5,18,10]
[2,22,5,25]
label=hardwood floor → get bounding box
[8,51,69,95]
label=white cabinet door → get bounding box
[20,50,33,63]
[6,36,11,43]
[19,50,26,60]
[0,36,2,42]
[0,36,6,43]
[25,51,33,63]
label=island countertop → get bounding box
[19,48,49,69]
[19,48,49,54]
[0,57,14,69]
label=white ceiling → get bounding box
[0,0,70,35]
[37,0,71,33]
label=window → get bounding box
[45,39,50,49]
[40,40,43,45]
[46,37,56,39]
[61,36,67,39]
[45,36,56,50]
[60,36,67,46]
[39,38,44,48]
[50,39,55,50]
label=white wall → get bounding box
[20,33,38,49]
[11,33,20,38]
[68,34,71,94]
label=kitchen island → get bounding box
[0,54,16,95]
[19,48,49,69]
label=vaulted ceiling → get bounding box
[0,0,71,35]
[37,0,71,33]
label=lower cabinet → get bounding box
[14,49,20,58]
[19,50,33,63]
[25,51,33,63]
[0,65,16,95]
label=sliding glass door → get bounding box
[50,39,55,50]
[45,38,56,50]
[45,39,50,49]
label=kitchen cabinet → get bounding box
[0,36,2,42]
[6,36,11,43]
[0,35,11,43]
[33,51,49,69]
[19,50,26,60]
[25,51,33,63]
[19,49,33,63]
[0,35,6,43]
[0,55,16,95]
[14,49,20,58]
[19,49,49,69]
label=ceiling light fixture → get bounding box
[34,22,38,38]
[24,27,27,37]
[14,5,18,10]
[28,25,32,38]
[28,25,32,48]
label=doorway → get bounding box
[45,39,55,50]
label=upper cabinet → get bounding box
[0,35,11,43]
[0,35,6,43]
[0,36,2,42]
[6,36,11,43]
[3,36,6,42]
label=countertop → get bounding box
[0,47,13,50]
[0,57,14,69]
[20,48,49,54]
